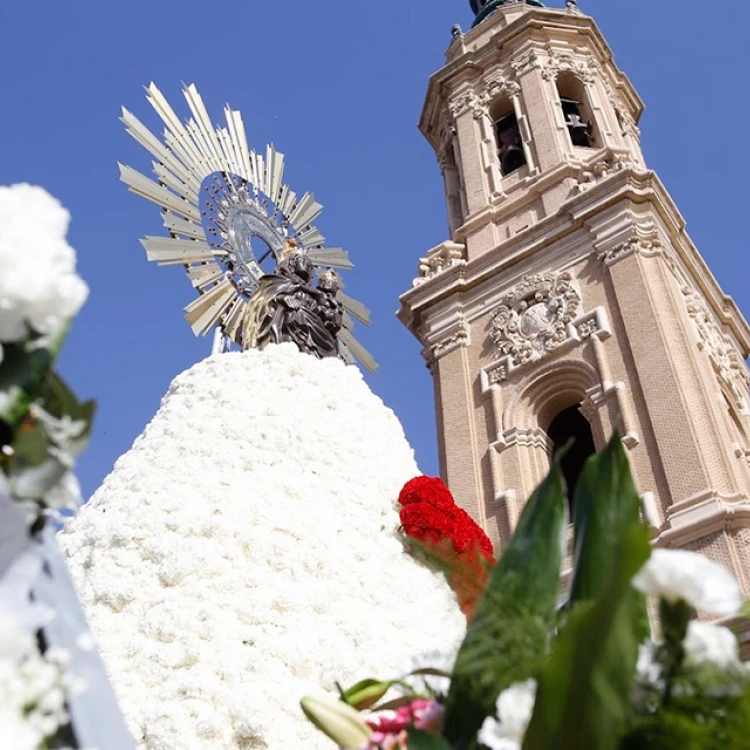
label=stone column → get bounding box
[599,239,743,509]
[430,331,485,526]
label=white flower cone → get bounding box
[60,345,465,749]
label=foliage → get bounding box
[303,433,750,750]
[442,455,567,747]
[0,324,94,530]
[0,183,95,749]
[523,437,650,750]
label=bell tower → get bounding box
[398,0,750,596]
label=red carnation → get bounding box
[397,476,495,621]
[399,476,457,515]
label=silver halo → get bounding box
[118,82,376,371]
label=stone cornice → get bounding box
[656,491,750,547]
[399,169,750,356]
[453,146,632,241]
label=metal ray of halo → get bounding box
[118,82,376,371]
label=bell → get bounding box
[501,145,526,175]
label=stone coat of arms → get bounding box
[490,272,581,366]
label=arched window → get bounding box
[490,97,527,176]
[547,404,596,510]
[556,73,597,149]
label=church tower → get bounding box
[398,0,750,596]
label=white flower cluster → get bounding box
[477,548,746,749]
[0,553,78,750]
[633,547,745,682]
[61,344,465,749]
[478,679,537,750]
[0,183,88,361]
[632,548,742,616]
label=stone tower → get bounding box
[398,1,750,597]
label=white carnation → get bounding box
[478,679,537,750]
[632,548,742,616]
[0,184,88,342]
[61,344,466,749]
[683,621,740,670]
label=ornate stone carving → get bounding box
[431,319,471,361]
[447,73,520,124]
[448,91,486,120]
[490,272,581,366]
[413,242,467,287]
[682,286,750,413]
[511,50,542,77]
[488,362,509,385]
[436,121,457,172]
[541,53,598,84]
[512,47,602,86]
[597,233,661,265]
[575,316,600,339]
[480,73,520,103]
[576,152,639,193]
[600,76,642,141]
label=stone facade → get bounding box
[398,4,750,644]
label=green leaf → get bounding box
[341,679,394,711]
[522,521,651,750]
[9,423,50,468]
[407,727,453,750]
[569,433,650,641]
[442,458,568,746]
[0,322,70,430]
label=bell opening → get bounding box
[495,112,528,176]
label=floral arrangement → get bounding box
[0,184,94,749]
[0,183,93,530]
[302,434,750,750]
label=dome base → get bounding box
[472,0,544,28]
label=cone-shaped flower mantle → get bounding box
[61,344,464,749]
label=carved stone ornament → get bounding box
[436,120,457,172]
[429,319,471,363]
[414,242,467,287]
[481,73,520,103]
[599,75,642,141]
[511,50,542,77]
[490,272,581,366]
[576,152,639,193]
[597,234,661,265]
[448,91,486,120]
[541,53,598,84]
[683,286,750,413]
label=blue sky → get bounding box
[1,0,748,498]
